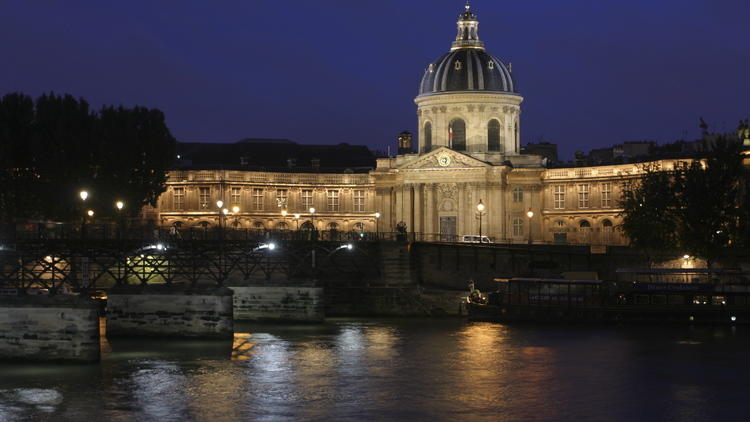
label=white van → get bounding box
[461,235,492,244]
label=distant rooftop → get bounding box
[174,139,376,173]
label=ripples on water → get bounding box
[0,320,749,421]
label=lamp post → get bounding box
[294,213,300,230]
[281,209,288,230]
[216,200,224,232]
[232,206,240,229]
[79,190,89,238]
[374,212,381,239]
[476,199,486,240]
[115,200,124,239]
[309,207,316,230]
[526,208,534,245]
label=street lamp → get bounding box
[87,210,94,217]
[293,213,301,230]
[309,207,316,231]
[216,200,225,230]
[79,190,89,201]
[232,206,240,229]
[115,201,124,238]
[374,212,381,239]
[476,199,486,240]
[526,208,534,245]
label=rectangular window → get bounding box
[199,187,210,209]
[353,190,365,212]
[512,187,523,203]
[601,183,612,208]
[231,187,241,206]
[578,184,589,208]
[252,188,264,211]
[327,190,340,212]
[553,185,565,209]
[173,187,185,210]
[301,189,313,210]
[512,218,524,236]
[276,189,288,209]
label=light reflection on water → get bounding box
[0,320,748,421]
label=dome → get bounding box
[417,3,518,97]
[418,49,517,96]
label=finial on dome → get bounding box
[452,1,484,50]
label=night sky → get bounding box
[2,0,748,160]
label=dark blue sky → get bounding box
[2,0,748,159]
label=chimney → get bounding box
[397,131,413,155]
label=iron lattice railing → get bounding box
[0,236,381,296]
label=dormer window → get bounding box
[454,60,462,71]
[488,61,495,70]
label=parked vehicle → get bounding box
[460,235,492,244]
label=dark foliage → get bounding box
[620,136,749,266]
[0,92,176,222]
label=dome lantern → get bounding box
[452,1,485,51]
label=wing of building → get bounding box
[150,4,739,246]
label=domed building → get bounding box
[416,3,522,162]
[373,3,546,241]
[153,3,632,247]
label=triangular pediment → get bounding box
[399,147,493,170]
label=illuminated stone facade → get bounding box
[151,5,714,247]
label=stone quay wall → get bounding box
[0,296,100,362]
[106,285,233,339]
[230,286,324,322]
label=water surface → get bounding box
[0,319,748,421]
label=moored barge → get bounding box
[468,272,750,324]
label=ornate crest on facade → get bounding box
[437,183,458,200]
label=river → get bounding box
[0,319,748,421]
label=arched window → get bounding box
[275,221,289,230]
[514,121,519,152]
[253,221,265,230]
[449,118,466,151]
[423,122,432,152]
[579,220,592,244]
[553,220,567,244]
[327,222,339,230]
[353,222,365,232]
[602,219,613,244]
[301,221,315,231]
[488,119,501,151]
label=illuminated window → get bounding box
[199,187,210,209]
[252,188,263,211]
[578,184,589,208]
[327,190,340,212]
[488,119,501,151]
[454,60,462,70]
[276,189,288,208]
[301,189,313,210]
[353,190,365,212]
[449,118,466,151]
[601,183,612,208]
[173,187,184,210]
[488,61,495,70]
[554,185,565,209]
[512,187,523,203]
[231,187,241,206]
[512,218,524,236]
[423,122,432,152]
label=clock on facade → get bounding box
[437,153,452,167]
